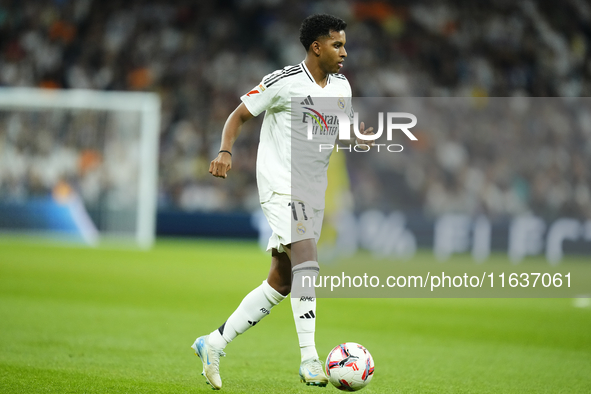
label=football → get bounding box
[325,342,374,391]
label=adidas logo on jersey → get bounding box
[300,95,314,105]
[299,310,316,319]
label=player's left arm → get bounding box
[342,83,375,149]
[351,122,375,148]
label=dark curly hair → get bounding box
[299,14,347,51]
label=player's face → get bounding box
[318,30,347,74]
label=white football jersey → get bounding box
[241,61,353,209]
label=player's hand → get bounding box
[209,152,232,178]
[355,122,375,150]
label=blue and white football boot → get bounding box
[299,358,328,387]
[191,335,226,390]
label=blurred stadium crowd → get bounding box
[0,0,590,220]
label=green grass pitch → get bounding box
[0,237,590,393]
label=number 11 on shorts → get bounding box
[288,202,308,221]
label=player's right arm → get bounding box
[209,103,254,179]
[210,69,285,178]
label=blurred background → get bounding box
[0,0,590,260]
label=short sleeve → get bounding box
[241,76,282,117]
[344,82,354,122]
[345,97,354,122]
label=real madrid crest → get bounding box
[337,95,346,110]
[296,222,307,235]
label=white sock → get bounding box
[208,280,285,350]
[291,261,320,361]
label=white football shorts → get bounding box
[261,193,324,253]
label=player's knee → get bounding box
[275,282,291,296]
[265,278,291,297]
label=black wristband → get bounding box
[219,150,232,157]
